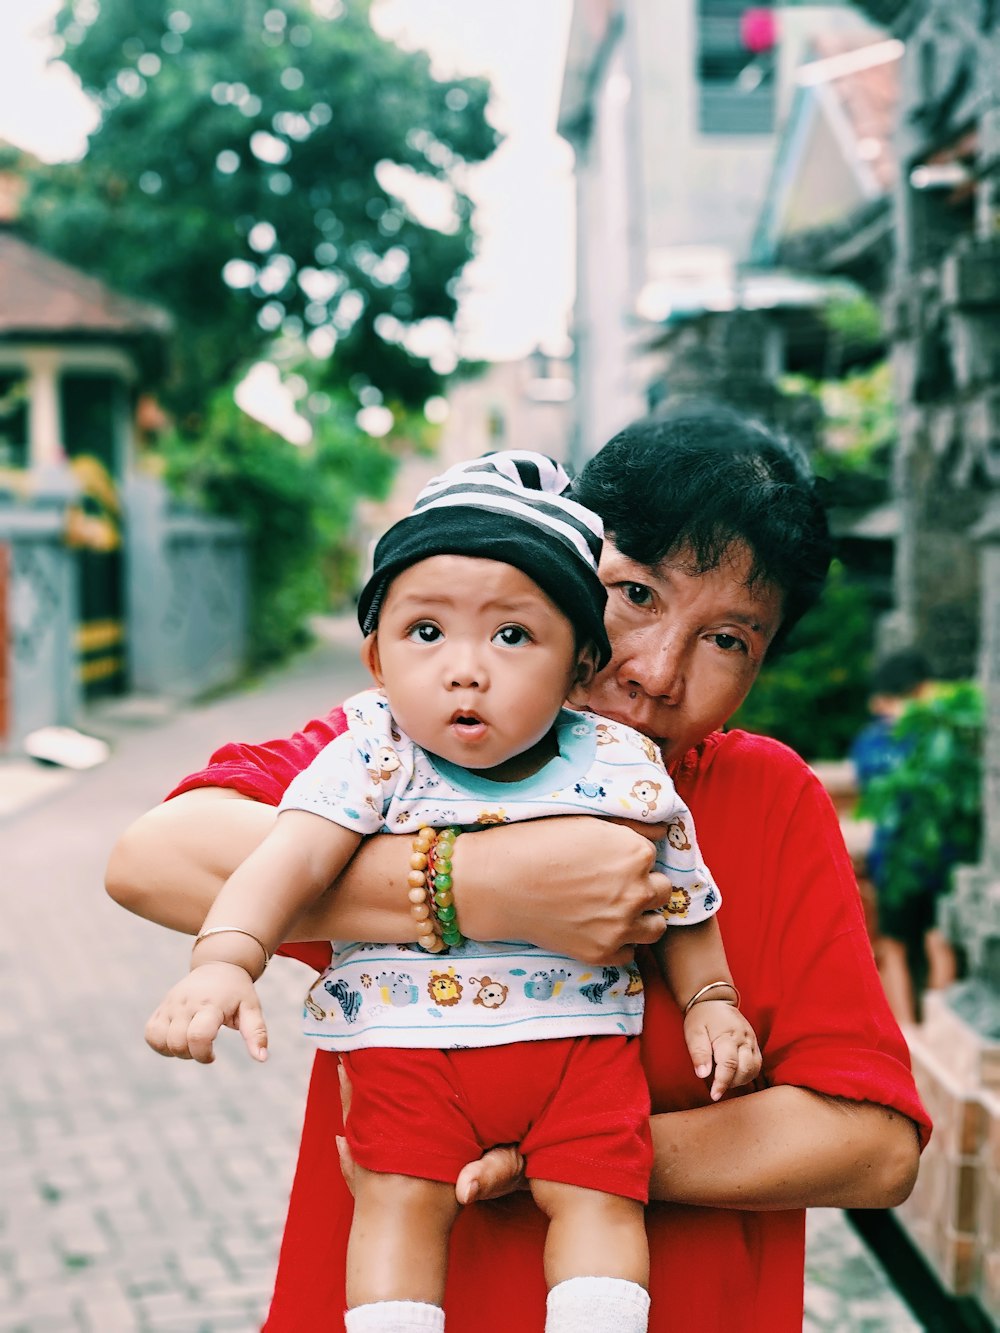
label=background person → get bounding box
[107,403,931,1333]
[850,648,958,1025]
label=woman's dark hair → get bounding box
[572,401,832,655]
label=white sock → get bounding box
[546,1276,650,1333]
[344,1300,445,1333]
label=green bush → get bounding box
[160,390,397,667]
[731,560,874,759]
[857,683,983,909]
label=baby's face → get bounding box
[363,555,590,782]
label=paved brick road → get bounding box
[0,624,368,1332]
[0,619,920,1331]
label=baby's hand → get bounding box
[683,1000,761,1102]
[144,962,268,1065]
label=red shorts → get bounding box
[341,1035,652,1203]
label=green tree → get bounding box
[24,0,497,424]
[159,385,403,665]
[731,560,875,759]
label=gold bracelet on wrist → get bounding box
[192,925,271,977]
[683,980,740,1016]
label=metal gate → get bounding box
[62,374,127,700]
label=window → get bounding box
[698,1,776,135]
[60,372,122,472]
[0,371,29,468]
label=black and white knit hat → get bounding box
[357,451,611,667]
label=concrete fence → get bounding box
[0,475,248,751]
[0,498,80,748]
[125,476,248,702]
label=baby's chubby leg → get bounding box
[530,1178,650,1333]
[345,1165,460,1332]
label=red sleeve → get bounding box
[165,707,349,807]
[164,705,349,973]
[677,731,932,1148]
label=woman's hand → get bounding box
[455,816,673,965]
[335,1062,356,1195]
[455,1146,526,1205]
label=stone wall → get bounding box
[902,994,1000,1324]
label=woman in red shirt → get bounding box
[108,403,930,1332]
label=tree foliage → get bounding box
[731,560,875,760]
[785,359,894,462]
[159,386,401,665]
[24,0,498,424]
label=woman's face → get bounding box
[584,539,784,768]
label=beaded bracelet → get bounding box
[407,826,444,953]
[407,826,465,952]
[429,826,465,949]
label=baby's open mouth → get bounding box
[450,712,487,737]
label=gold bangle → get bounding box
[193,926,270,975]
[683,980,740,1017]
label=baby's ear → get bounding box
[566,646,597,706]
[361,632,383,685]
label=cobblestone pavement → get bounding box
[0,620,923,1331]
[804,1211,920,1331]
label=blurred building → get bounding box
[751,29,901,295]
[750,29,904,614]
[0,150,246,747]
[838,0,1000,1324]
[557,0,879,465]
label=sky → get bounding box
[0,0,576,363]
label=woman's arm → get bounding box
[106,788,414,943]
[648,1084,919,1210]
[455,1085,920,1211]
[107,793,674,962]
[107,789,280,933]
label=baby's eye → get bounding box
[493,625,531,647]
[408,622,442,643]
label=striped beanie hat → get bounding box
[357,451,611,668]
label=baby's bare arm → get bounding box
[145,812,360,1063]
[655,916,761,1100]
